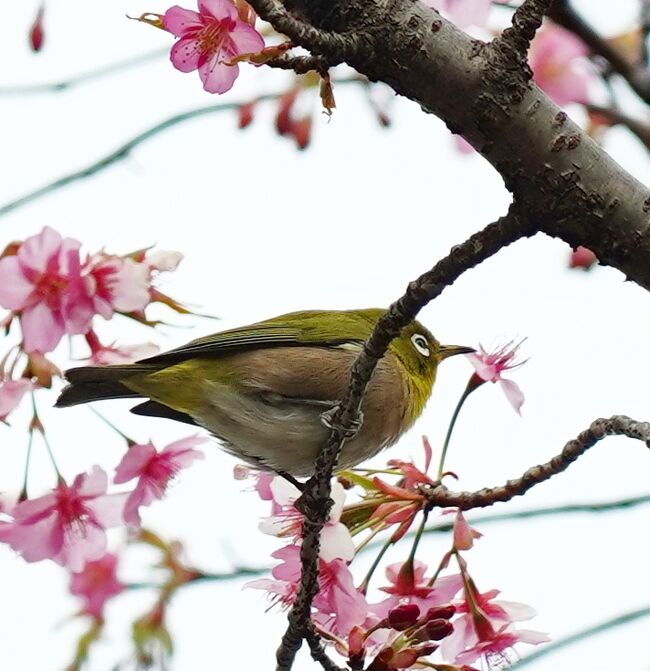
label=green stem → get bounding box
[88,406,136,446]
[358,534,394,594]
[19,429,35,501]
[407,507,430,566]
[30,392,63,482]
[437,384,473,479]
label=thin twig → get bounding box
[125,491,650,589]
[0,79,360,219]
[274,205,533,671]
[266,54,329,74]
[424,416,650,510]
[585,103,650,153]
[549,0,650,103]
[511,605,650,668]
[494,0,553,58]
[0,48,167,96]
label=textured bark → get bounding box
[250,0,650,291]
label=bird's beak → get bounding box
[437,344,475,360]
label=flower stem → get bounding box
[407,507,430,567]
[88,406,136,446]
[30,392,63,482]
[18,428,35,501]
[436,376,483,479]
[358,533,394,594]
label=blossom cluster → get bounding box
[0,226,190,425]
[0,437,204,573]
[239,432,548,669]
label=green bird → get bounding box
[56,309,472,477]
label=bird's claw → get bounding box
[320,406,364,439]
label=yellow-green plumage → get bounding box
[56,309,470,476]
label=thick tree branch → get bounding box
[255,0,650,292]
[275,206,533,671]
[265,53,329,74]
[425,416,650,510]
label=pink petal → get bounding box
[163,5,203,36]
[228,22,265,56]
[107,259,150,312]
[123,488,146,527]
[199,52,239,93]
[498,599,537,622]
[170,37,203,73]
[199,0,238,21]
[20,302,64,353]
[327,480,346,524]
[145,250,183,272]
[269,476,300,506]
[114,443,156,483]
[161,435,207,463]
[320,523,355,562]
[76,466,109,498]
[0,257,34,309]
[514,629,551,644]
[59,522,107,571]
[88,492,129,528]
[0,379,33,418]
[500,378,525,414]
[11,493,58,523]
[9,513,63,562]
[17,226,62,274]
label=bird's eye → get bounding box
[411,334,430,357]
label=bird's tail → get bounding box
[55,364,155,408]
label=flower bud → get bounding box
[424,618,454,641]
[388,603,420,631]
[425,604,456,621]
[569,246,597,270]
[29,6,45,52]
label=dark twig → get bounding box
[425,416,650,510]
[0,48,167,96]
[306,624,346,671]
[247,0,365,61]
[494,0,553,58]
[585,103,650,153]
[511,605,650,668]
[549,0,650,103]
[274,205,533,671]
[266,53,330,74]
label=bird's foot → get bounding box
[320,406,364,439]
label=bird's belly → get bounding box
[192,382,397,477]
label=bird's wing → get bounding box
[140,313,368,366]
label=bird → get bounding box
[56,308,472,478]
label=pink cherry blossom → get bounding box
[441,586,545,664]
[422,0,491,29]
[529,25,592,105]
[6,467,127,571]
[0,227,94,353]
[0,379,33,422]
[454,625,550,666]
[466,341,526,414]
[163,0,265,94]
[247,544,368,637]
[371,560,462,618]
[70,552,124,618]
[258,477,355,562]
[84,254,151,319]
[114,436,206,526]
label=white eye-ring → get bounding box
[411,333,430,357]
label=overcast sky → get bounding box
[1,1,649,670]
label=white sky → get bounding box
[1,1,649,670]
